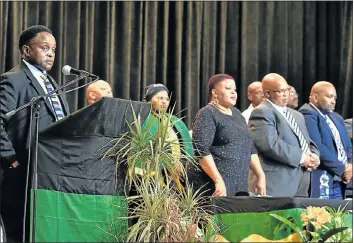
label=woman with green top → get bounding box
[138,83,194,190]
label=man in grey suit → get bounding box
[249,73,320,197]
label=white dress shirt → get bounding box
[23,59,58,110]
[23,59,49,94]
[242,104,255,124]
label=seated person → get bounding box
[86,80,113,104]
[287,85,299,109]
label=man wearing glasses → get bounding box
[287,85,299,109]
[248,73,320,197]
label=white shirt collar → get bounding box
[23,59,48,94]
[309,102,326,118]
[247,104,255,111]
[23,59,47,76]
[266,99,287,114]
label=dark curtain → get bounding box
[0,1,352,127]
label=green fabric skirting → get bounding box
[31,189,128,242]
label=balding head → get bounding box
[86,80,113,105]
[262,73,289,107]
[310,81,337,113]
[310,81,335,95]
[247,81,264,107]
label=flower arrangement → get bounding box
[270,205,352,242]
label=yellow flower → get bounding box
[315,209,331,229]
[302,206,332,230]
[301,212,310,223]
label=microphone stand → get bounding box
[3,74,100,243]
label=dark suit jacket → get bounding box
[249,100,319,197]
[0,61,70,239]
[0,61,70,167]
[299,103,352,198]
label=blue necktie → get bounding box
[40,75,65,120]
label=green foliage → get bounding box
[321,204,353,242]
[104,104,198,191]
[104,104,221,242]
[271,204,352,243]
[270,213,307,242]
[124,179,219,242]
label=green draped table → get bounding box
[212,197,353,242]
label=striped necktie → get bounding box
[324,115,347,165]
[284,109,309,153]
[40,75,65,120]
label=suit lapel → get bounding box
[20,62,56,118]
[264,100,302,138]
[307,103,336,142]
[288,109,309,140]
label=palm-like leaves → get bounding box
[104,103,220,242]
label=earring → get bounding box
[213,97,219,105]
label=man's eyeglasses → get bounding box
[251,90,263,95]
[289,91,299,97]
[266,88,291,95]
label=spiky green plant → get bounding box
[322,204,353,242]
[122,178,220,242]
[104,103,221,242]
[270,204,352,243]
[104,104,198,191]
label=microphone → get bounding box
[62,65,98,79]
[3,72,100,120]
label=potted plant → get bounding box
[104,105,224,242]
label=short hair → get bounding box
[208,74,234,98]
[19,25,53,53]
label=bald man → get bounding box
[242,81,264,124]
[287,85,299,109]
[299,81,352,199]
[248,73,319,197]
[86,80,113,104]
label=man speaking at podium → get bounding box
[0,25,70,242]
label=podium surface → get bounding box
[33,98,151,242]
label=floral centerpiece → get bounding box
[270,205,352,242]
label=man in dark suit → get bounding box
[0,25,70,241]
[249,73,320,197]
[299,82,352,200]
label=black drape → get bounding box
[0,1,352,127]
